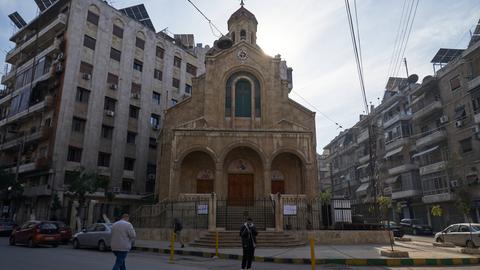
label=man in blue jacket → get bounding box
[240,217,257,270]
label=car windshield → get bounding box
[39,223,58,230]
[471,225,480,231]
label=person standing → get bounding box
[173,218,185,248]
[111,214,136,270]
[240,217,257,270]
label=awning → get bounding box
[357,163,369,170]
[356,183,370,196]
[412,145,439,159]
[384,146,403,159]
[385,176,400,185]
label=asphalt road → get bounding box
[0,237,479,270]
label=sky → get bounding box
[0,0,479,153]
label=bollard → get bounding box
[169,232,176,263]
[310,238,316,270]
[215,231,219,257]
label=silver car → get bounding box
[434,223,480,248]
[72,223,112,251]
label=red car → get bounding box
[9,221,60,248]
[52,221,72,244]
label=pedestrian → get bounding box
[173,217,185,248]
[240,217,257,270]
[111,213,136,270]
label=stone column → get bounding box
[214,162,224,199]
[275,193,283,231]
[305,164,316,199]
[208,192,217,231]
[264,165,272,197]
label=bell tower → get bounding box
[227,1,258,45]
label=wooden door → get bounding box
[228,174,254,205]
[197,179,213,194]
[271,180,285,194]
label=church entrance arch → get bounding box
[179,151,215,194]
[271,152,305,194]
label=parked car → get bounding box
[380,221,405,238]
[72,223,112,251]
[399,218,433,235]
[434,223,480,249]
[9,221,60,247]
[0,220,16,236]
[52,221,72,244]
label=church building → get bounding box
[156,4,318,204]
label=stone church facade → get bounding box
[156,5,318,203]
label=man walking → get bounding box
[240,217,257,270]
[111,214,136,270]
[173,218,185,248]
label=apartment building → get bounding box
[0,0,206,222]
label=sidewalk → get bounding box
[132,239,480,266]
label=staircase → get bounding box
[190,231,306,248]
[216,204,275,230]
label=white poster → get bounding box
[283,204,297,216]
[197,204,208,215]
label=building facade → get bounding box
[0,0,206,222]
[157,5,318,205]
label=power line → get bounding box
[290,90,343,129]
[185,0,224,37]
[393,0,419,77]
[386,0,408,81]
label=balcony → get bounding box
[6,14,67,64]
[468,75,480,90]
[412,100,443,121]
[0,96,54,128]
[415,130,447,148]
[0,127,52,151]
[422,191,454,204]
[23,185,51,197]
[357,129,369,143]
[392,189,421,200]
[358,154,370,164]
[388,163,417,176]
[383,113,412,128]
[1,68,16,85]
[475,111,480,124]
[385,137,410,151]
[419,161,446,176]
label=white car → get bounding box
[72,223,112,251]
[434,223,480,249]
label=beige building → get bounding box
[157,5,318,205]
[0,0,206,222]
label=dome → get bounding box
[227,6,258,27]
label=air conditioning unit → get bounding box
[110,84,118,90]
[104,110,115,117]
[112,187,120,193]
[82,73,91,80]
[439,115,448,124]
[450,179,459,188]
[455,120,463,128]
[131,93,140,99]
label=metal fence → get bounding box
[216,199,275,230]
[131,199,208,229]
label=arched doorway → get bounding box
[179,151,215,194]
[271,152,304,194]
[223,146,264,205]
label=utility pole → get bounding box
[367,118,379,222]
[403,58,409,77]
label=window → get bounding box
[110,48,121,62]
[460,137,473,153]
[129,105,139,119]
[101,125,113,139]
[135,37,145,49]
[72,117,86,133]
[122,179,132,192]
[87,11,99,25]
[185,84,192,94]
[112,25,123,38]
[67,146,82,162]
[104,97,116,111]
[127,131,136,144]
[186,63,197,76]
[98,152,110,167]
[152,92,161,104]
[174,56,182,68]
[124,158,135,171]
[83,35,96,50]
[235,79,252,117]
[133,59,143,72]
[75,87,90,103]
[156,46,164,59]
[454,105,466,121]
[240,30,246,40]
[172,78,180,88]
[149,137,157,149]
[150,114,160,128]
[107,73,118,85]
[450,75,461,91]
[154,69,162,80]
[80,61,93,75]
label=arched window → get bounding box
[240,30,246,40]
[235,79,251,117]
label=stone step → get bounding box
[191,230,305,248]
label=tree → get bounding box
[377,195,395,251]
[454,187,475,248]
[431,205,444,242]
[50,193,62,220]
[0,169,23,219]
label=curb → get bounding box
[132,246,480,266]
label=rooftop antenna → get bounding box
[240,0,245,6]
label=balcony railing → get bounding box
[422,190,453,203]
[419,161,446,175]
[392,189,421,200]
[415,129,447,148]
[468,75,480,90]
[412,100,443,120]
[388,163,418,176]
[474,108,480,124]
[383,113,411,128]
[23,184,51,197]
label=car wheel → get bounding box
[466,240,476,249]
[73,239,80,249]
[28,238,37,248]
[98,240,106,252]
[9,236,15,246]
[436,237,444,243]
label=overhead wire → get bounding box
[290,90,343,129]
[185,0,224,37]
[386,0,408,81]
[393,0,419,77]
[390,0,415,79]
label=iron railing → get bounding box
[216,199,275,230]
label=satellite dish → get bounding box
[422,75,433,84]
[407,74,418,84]
[216,35,233,50]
